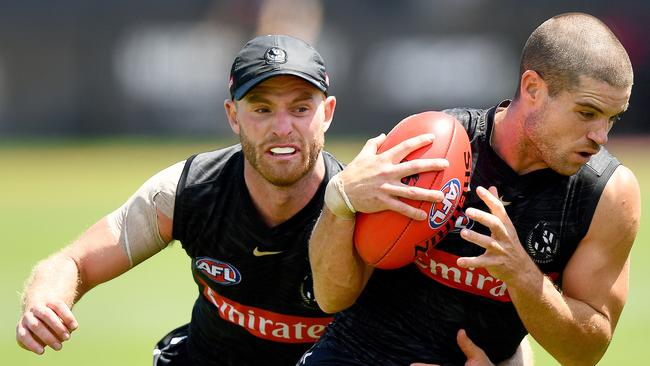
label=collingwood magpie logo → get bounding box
[264,47,287,64]
[525,221,559,264]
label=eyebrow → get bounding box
[292,92,318,103]
[244,91,317,104]
[576,101,605,114]
[575,101,627,117]
[244,94,272,104]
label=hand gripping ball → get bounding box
[354,111,472,269]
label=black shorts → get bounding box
[153,323,191,366]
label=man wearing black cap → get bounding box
[16,35,341,365]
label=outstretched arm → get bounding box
[16,162,181,355]
[311,133,448,313]
[458,166,640,365]
[17,217,134,354]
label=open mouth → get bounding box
[269,146,297,156]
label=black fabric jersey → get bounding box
[172,145,344,366]
[313,102,621,365]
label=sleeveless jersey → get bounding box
[315,103,621,365]
[173,145,344,366]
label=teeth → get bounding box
[270,147,295,154]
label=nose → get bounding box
[587,119,609,146]
[272,110,293,137]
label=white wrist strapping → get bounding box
[324,173,356,219]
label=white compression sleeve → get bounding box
[106,161,184,267]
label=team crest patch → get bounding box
[195,257,242,285]
[525,221,559,264]
[264,47,287,64]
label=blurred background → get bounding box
[1,1,649,365]
[0,0,648,138]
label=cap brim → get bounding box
[233,70,327,100]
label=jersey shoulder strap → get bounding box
[172,145,242,244]
[569,147,621,240]
[443,107,485,139]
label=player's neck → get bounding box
[244,155,326,227]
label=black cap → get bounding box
[229,35,329,100]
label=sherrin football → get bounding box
[354,111,472,269]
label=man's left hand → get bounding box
[410,329,494,366]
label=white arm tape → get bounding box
[324,173,356,220]
[106,161,184,267]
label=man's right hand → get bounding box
[339,133,449,220]
[16,299,78,354]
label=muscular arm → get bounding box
[512,166,639,365]
[16,162,182,354]
[459,166,640,365]
[309,208,373,313]
[310,134,448,313]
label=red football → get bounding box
[354,111,472,269]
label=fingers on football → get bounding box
[360,133,387,155]
[383,134,435,164]
[384,184,445,203]
[382,199,428,220]
[395,158,449,178]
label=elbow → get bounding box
[316,298,353,315]
[559,328,612,366]
[583,337,611,366]
[317,302,343,315]
[313,286,357,314]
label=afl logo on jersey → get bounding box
[525,221,559,264]
[195,257,241,285]
[429,178,461,229]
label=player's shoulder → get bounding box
[580,161,640,257]
[600,163,640,205]
[442,107,485,123]
[182,144,243,186]
[583,147,620,177]
[442,105,491,140]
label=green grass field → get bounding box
[1,137,648,365]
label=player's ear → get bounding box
[520,70,547,106]
[224,99,240,135]
[322,95,336,133]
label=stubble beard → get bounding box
[525,107,581,176]
[240,130,324,187]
